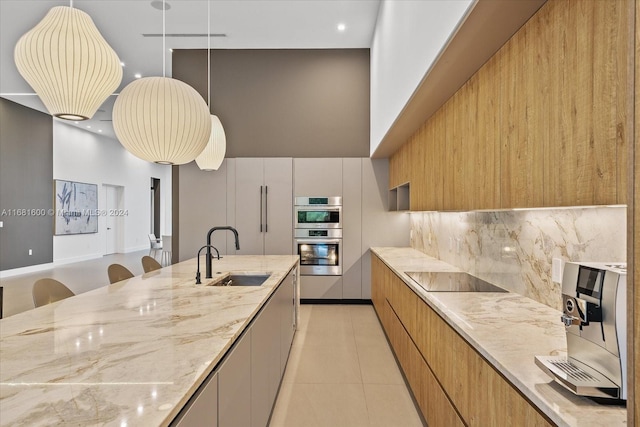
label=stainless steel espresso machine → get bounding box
[535,262,627,400]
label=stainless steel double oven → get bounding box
[294,197,342,276]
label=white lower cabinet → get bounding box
[172,267,297,427]
[218,330,252,427]
[174,372,218,427]
[279,269,296,374]
[251,289,281,427]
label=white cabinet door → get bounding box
[235,158,265,255]
[235,158,293,256]
[178,161,230,261]
[174,372,218,427]
[342,158,363,299]
[251,291,281,427]
[218,330,251,427]
[264,158,292,255]
[293,158,343,196]
[280,268,296,374]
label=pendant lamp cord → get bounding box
[163,0,166,77]
[207,0,211,109]
[70,0,73,8]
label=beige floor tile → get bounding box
[281,339,303,384]
[363,384,425,427]
[353,317,388,347]
[293,322,356,348]
[300,304,353,330]
[286,342,363,384]
[270,382,370,427]
[356,344,405,385]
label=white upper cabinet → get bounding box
[293,158,343,196]
[234,158,293,256]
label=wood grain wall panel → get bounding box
[443,93,461,210]
[474,55,501,210]
[615,0,632,205]
[389,0,630,211]
[501,24,545,208]
[545,0,618,206]
[632,0,638,424]
[409,124,428,211]
[388,143,403,190]
[427,109,446,211]
[461,76,479,210]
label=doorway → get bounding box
[104,184,124,255]
[151,178,161,238]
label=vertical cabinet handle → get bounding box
[265,186,268,232]
[259,186,263,232]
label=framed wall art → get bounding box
[54,180,98,235]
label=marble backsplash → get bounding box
[409,206,627,311]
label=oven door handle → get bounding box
[295,239,342,244]
[295,206,341,212]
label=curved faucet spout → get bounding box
[205,226,240,279]
[195,244,218,284]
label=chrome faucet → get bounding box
[206,226,240,279]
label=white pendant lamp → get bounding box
[111,0,211,165]
[14,5,122,121]
[113,77,210,165]
[195,0,227,171]
[196,115,227,171]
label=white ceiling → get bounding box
[0,0,381,139]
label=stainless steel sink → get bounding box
[214,272,271,287]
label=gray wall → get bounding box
[172,49,370,158]
[0,98,53,270]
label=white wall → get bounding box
[369,0,473,155]
[53,122,172,264]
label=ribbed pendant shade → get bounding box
[195,115,227,171]
[14,6,122,121]
[112,76,211,165]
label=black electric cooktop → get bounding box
[405,271,508,293]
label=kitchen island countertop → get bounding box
[371,247,626,427]
[0,255,299,426]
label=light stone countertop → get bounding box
[371,247,627,427]
[0,255,299,427]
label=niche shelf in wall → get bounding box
[389,183,410,211]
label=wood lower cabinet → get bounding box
[372,255,552,427]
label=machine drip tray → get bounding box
[535,355,620,399]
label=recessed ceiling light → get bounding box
[337,23,346,32]
[74,121,79,124]
[87,125,91,129]
[134,73,142,79]
[98,129,103,133]
[120,61,125,67]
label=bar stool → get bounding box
[32,278,75,308]
[141,255,162,273]
[107,263,134,284]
